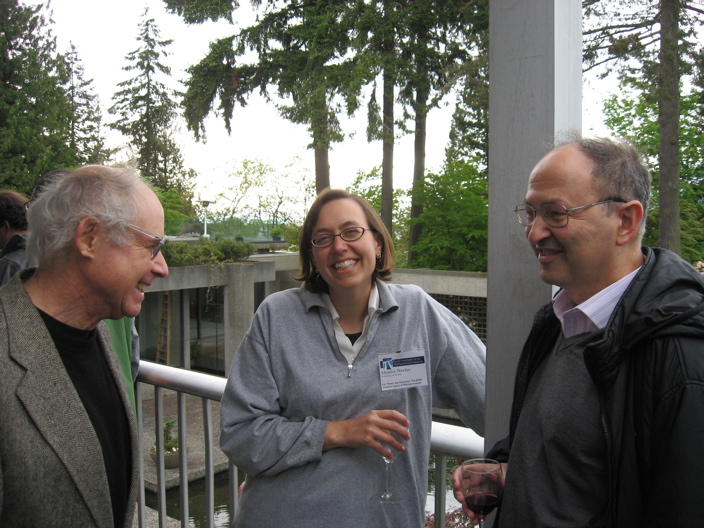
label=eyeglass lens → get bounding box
[312,227,366,248]
[517,204,568,227]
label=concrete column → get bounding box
[224,263,255,374]
[485,0,582,449]
[181,289,191,369]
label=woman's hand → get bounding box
[324,409,410,458]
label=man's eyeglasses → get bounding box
[127,223,165,259]
[311,226,373,248]
[514,199,626,228]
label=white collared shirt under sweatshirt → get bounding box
[321,283,380,376]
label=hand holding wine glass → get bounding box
[459,458,503,527]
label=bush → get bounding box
[152,419,180,454]
[162,238,256,267]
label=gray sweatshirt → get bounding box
[220,281,486,528]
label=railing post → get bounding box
[203,398,215,528]
[434,453,447,526]
[177,392,189,528]
[135,382,147,528]
[228,462,239,518]
[154,386,167,528]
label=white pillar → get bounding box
[485,0,582,450]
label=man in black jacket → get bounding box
[454,135,704,527]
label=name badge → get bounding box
[378,350,428,391]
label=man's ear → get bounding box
[615,200,644,246]
[75,217,100,258]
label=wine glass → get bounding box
[379,431,407,503]
[460,458,503,527]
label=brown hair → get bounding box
[293,188,394,293]
[0,190,28,231]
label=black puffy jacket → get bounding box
[489,247,704,527]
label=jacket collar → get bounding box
[583,247,704,387]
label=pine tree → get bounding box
[108,8,189,193]
[65,44,109,165]
[179,0,363,193]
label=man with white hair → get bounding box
[0,165,169,527]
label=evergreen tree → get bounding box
[65,43,110,165]
[444,31,489,171]
[177,0,364,193]
[354,0,408,234]
[0,1,74,193]
[583,0,704,254]
[109,8,190,194]
[397,0,488,266]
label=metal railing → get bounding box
[136,361,484,528]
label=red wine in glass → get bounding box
[460,458,503,528]
[465,492,500,518]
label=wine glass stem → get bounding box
[384,463,392,497]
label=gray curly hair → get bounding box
[26,165,150,268]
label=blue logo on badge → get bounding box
[380,357,394,370]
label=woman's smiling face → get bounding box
[310,198,381,302]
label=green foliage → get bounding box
[153,419,179,453]
[180,1,364,189]
[156,187,192,236]
[583,1,702,82]
[215,238,256,261]
[603,84,704,263]
[161,238,255,267]
[584,0,704,252]
[445,30,489,170]
[348,166,410,261]
[283,223,301,251]
[408,161,488,272]
[190,339,204,362]
[163,0,236,24]
[0,2,75,193]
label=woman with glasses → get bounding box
[220,188,486,528]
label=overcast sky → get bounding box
[34,0,609,204]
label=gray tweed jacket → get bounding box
[0,270,139,527]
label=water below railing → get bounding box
[144,472,233,528]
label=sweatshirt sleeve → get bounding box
[219,308,328,477]
[429,298,487,437]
